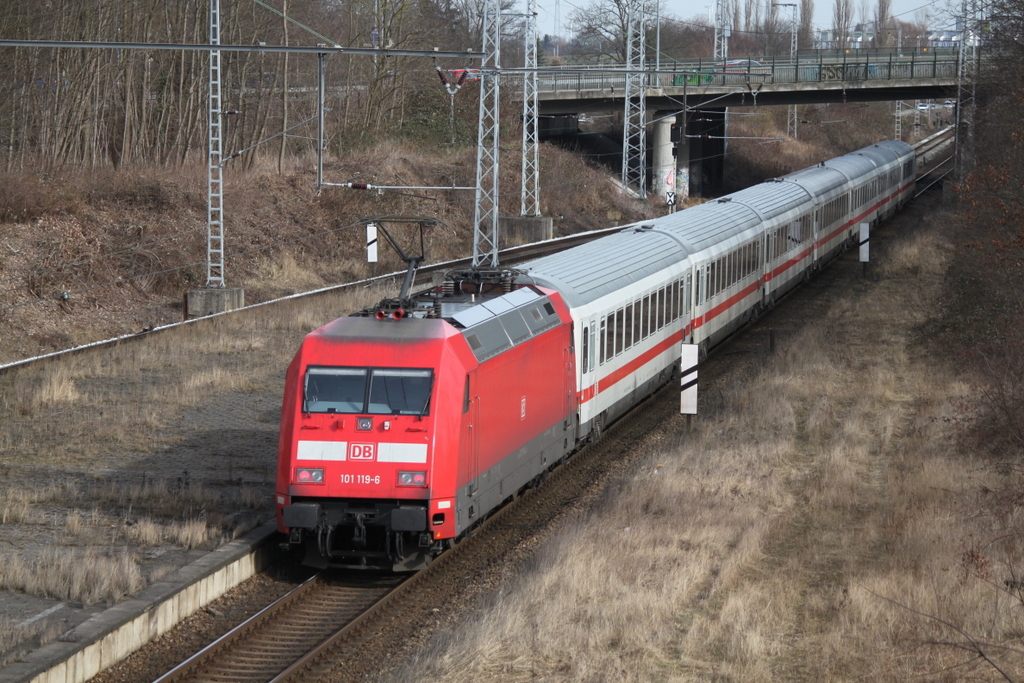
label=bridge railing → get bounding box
[536,50,961,93]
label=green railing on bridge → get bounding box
[535,49,961,93]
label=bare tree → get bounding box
[833,0,853,48]
[874,0,893,46]
[744,0,756,32]
[761,0,784,54]
[799,0,815,47]
[569,0,633,62]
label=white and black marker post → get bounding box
[859,222,869,278]
[367,222,378,263]
[680,343,698,430]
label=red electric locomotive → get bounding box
[277,140,917,571]
[276,279,577,570]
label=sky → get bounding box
[532,0,958,44]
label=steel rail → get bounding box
[152,573,324,683]
[148,141,950,682]
[152,573,404,683]
[0,225,621,375]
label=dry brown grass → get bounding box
[0,283,382,463]
[400,207,1024,681]
[0,282,390,617]
[126,518,212,549]
[0,615,64,669]
[0,548,145,606]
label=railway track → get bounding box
[148,369,677,682]
[152,574,403,683]
[151,183,945,682]
[913,127,955,195]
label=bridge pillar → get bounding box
[675,112,690,202]
[652,113,676,201]
[686,107,726,197]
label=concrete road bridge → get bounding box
[530,49,961,197]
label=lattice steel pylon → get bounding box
[955,0,978,178]
[472,0,501,267]
[206,0,224,287]
[521,0,540,217]
[621,0,647,198]
[713,0,728,63]
[781,3,798,139]
[894,100,902,140]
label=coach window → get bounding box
[622,303,630,348]
[656,287,666,329]
[599,316,608,365]
[612,308,623,355]
[641,295,650,339]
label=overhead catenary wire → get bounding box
[248,0,341,48]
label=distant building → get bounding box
[812,26,977,50]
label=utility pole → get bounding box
[713,0,729,63]
[521,0,540,217]
[773,3,798,139]
[472,0,501,267]
[622,0,647,198]
[207,0,224,288]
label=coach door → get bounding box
[579,319,596,421]
[461,371,480,511]
[565,326,577,429]
[813,205,821,265]
[684,273,693,340]
[762,233,773,307]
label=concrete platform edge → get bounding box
[0,522,280,683]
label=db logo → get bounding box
[349,443,377,461]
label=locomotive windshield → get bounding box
[304,366,433,416]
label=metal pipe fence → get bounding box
[534,49,960,93]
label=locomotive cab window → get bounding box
[304,367,366,414]
[304,366,433,416]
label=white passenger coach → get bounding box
[520,140,916,440]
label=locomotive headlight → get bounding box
[295,468,325,484]
[397,471,428,487]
